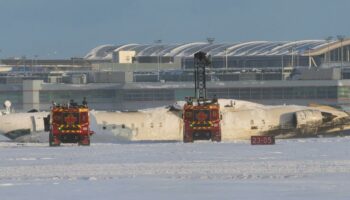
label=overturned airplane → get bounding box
[1,99,350,143]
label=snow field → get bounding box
[1,137,350,199]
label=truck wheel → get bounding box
[79,135,90,146]
[183,134,193,143]
[49,132,60,147]
[211,135,221,142]
[83,138,90,146]
[49,132,54,146]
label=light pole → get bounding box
[207,37,214,69]
[34,55,38,73]
[207,37,215,44]
[22,55,26,73]
[154,39,162,81]
[325,36,333,68]
[31,56,34,73]
[289,47,294,68]
[308,47,311,69]
[337,35,345,79]
[225,48,228,69]
[281,54,284,80]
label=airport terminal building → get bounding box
[85,39,350,70]
[1,39,350,111]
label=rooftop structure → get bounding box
[84,39,350,71]
[85,40,333,59]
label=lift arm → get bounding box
[194,51,211,100]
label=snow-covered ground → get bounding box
[1,137,350,200]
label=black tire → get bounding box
[183,133,194,143]
[49,132,60,147]
[211,135,221,142]
[49,132,54,147]
[79,135,90,146]
[81,139,90,146]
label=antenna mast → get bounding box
[194,51,210,100]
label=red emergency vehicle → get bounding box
[47,100,93,146]
[183,51,222,143]
[183,98,221,142]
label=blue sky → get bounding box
[0,0,349,59]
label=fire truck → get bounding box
[183,52,222,143]
[45,99,93,146]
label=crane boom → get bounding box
[194,51,210,100]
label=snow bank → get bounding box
[1,137,350,199]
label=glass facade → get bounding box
[0,84,343,111]
[39,89,116,110]
[122,89,175,101]
[174,89,194,100]
[183,56,311,69]
[207,86,338,100]
[0,91,22,109]
[338,87,350,99]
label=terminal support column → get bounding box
[23,80,43,111]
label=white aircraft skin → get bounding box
[91,108,183,142]
[0,112,49,142]
[1,99,350,143]
[220,102,349,140]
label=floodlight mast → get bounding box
[194,51,210,100]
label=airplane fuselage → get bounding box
[1,99,350,142]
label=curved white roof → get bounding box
[85,39,344,60]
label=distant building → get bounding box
[1,39,350,111]
[0,79,348,111]
[85,39,350,70]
